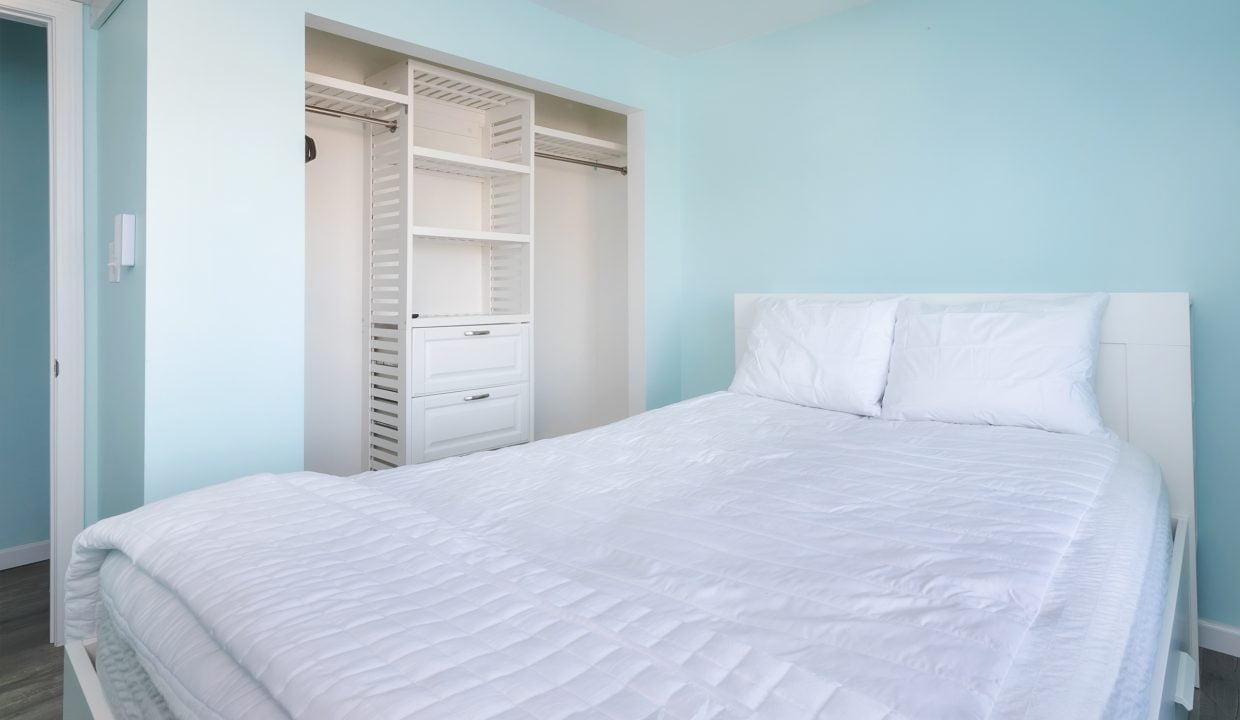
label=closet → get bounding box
[531,96,630,439]
[304,29,633,474]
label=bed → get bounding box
[63,293,1198,720]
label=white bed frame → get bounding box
[737,292,1198,720]
[61,291,1198,720]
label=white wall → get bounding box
[533,157,628,439]
[304,113,365,475]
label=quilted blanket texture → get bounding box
[65,392,1162,719]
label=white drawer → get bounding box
[411,324,530,396]
[409,383,530,462]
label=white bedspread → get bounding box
[66,392,1167,720]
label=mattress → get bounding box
[94,579,176,720]
[68,392,1170,720]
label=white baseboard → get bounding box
[1200,619,1240,658]
[0,540,51,571]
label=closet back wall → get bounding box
[533,153,628,439]
[305,113,365,476]
[533,91,630,438]
[678,0,1240,629]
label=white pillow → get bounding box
[730,297,901,416]
[881,294,1109,435]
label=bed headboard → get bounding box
[734,293,1195,521]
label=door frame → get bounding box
[0,0,84,646]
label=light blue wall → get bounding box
[679,0,1240,626]
[137,0,683,502]
[89,0,147,520]
[0,18,50,550]
[102,0,1240,628]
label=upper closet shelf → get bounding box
[412,146,532,179]
[305,72,407,118]
[411,226,531,244]
[534,126,627,165]
[411,65,529,110]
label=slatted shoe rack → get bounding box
[306,62,535,468]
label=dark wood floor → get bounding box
[0,561,62,720]
[1202,647,1240,720]
[0,559,1237,719]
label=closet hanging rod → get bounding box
[534,151,627,176]
[305,105,398,132]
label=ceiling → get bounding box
[529,0,870,56]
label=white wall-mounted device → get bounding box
[109,213,135,283]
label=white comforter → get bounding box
[65,392,1167,720]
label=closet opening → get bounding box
[304,23,642,474]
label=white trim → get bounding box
[0,540,51,571]
[1149,515,1196,719]
[88,0,120,29]
[0,0,85,647]
[66,0,120,29]
[1200,619,1240,658]
[63,640,116,720]
[625,111,646,415]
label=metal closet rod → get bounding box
[305,105,398,132]
[535,151,627,176]
[304,106,626,175]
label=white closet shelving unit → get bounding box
[306,62,536,469]
[306,72,408,122]
[534,125,627,169]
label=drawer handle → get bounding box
[463,393,490,402]
[464,330,491,337]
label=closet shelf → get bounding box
[411,227,531,244]
[412,146,531,179]
[534,126,626,165]
[411,66,527,111]
[409,313,531,328]
[305,72,407,118]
